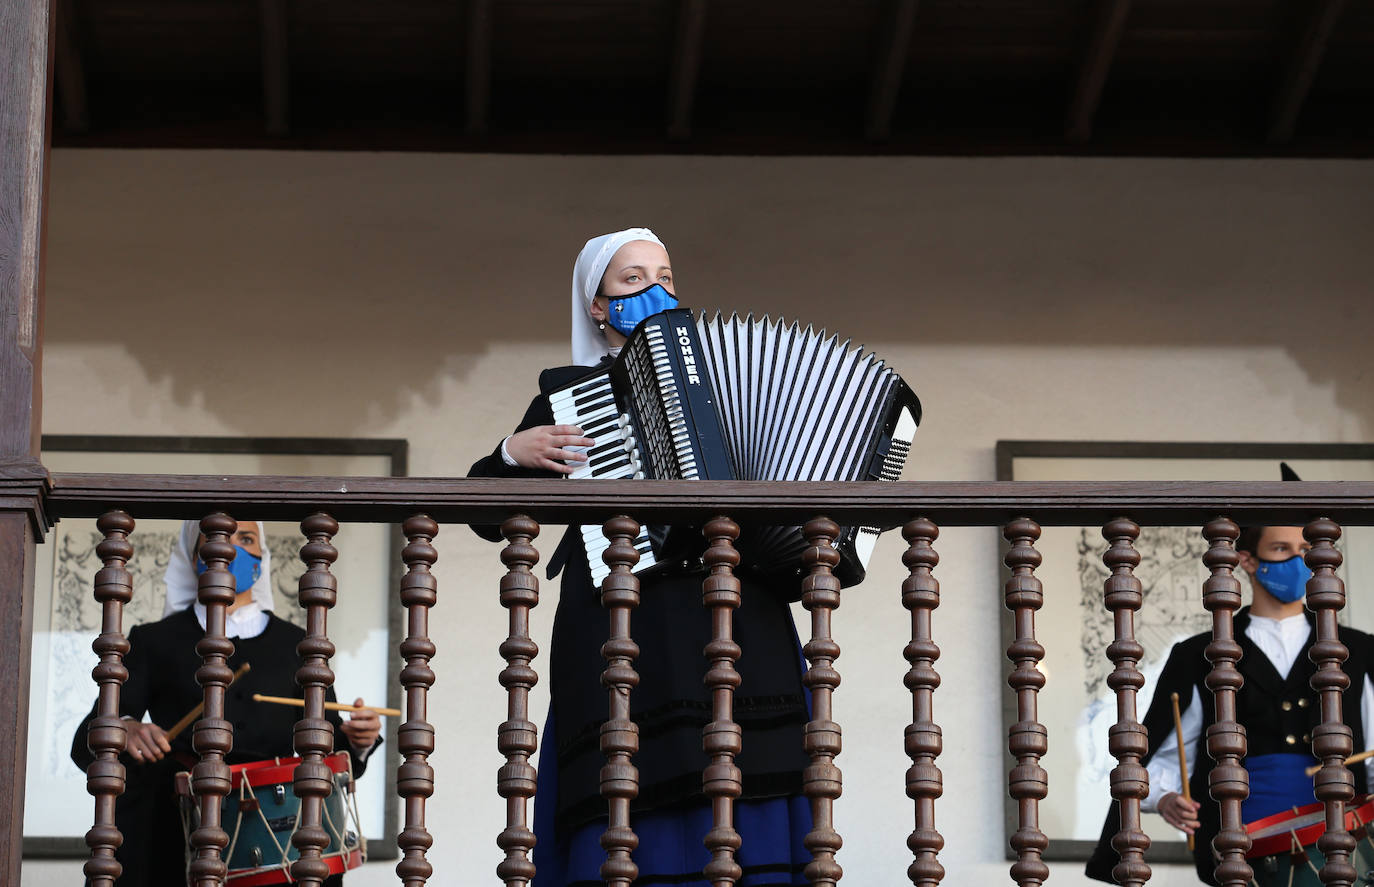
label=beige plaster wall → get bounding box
[23,149,1374,886]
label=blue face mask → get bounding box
[604,283,679,336]
[196,544,263,594]
[1253,554,1312,603]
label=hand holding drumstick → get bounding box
[126,663,253,764]
[1159,691,1201,848]
[252,694,394,752]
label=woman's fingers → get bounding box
[540,456,578,474]
[125,723,167,763]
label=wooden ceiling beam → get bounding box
[1268,0,1347,145]
[53,0,88,133]
[1065,0,1132,143]
[667,0,708,140]
[865,0,919,142]
[466,0,493,136]
[258,0,290,136]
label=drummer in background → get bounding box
[70,519,383,887]
[1086,465,1374,885]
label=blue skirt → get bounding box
[531,706,813,886]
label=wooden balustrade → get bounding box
[1306,518,1357,887]
[1003,518,1049,887]
[188,514,238,887]
[1100,518,1150,887]
[81,510,136,887]
[396,515,440,886]
[38,472,1374,885]
[701,516,745,887]
[900,517,944,887]
[1201,518,1252,887]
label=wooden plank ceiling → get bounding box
[51,0,1374,155]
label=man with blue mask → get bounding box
[1088,465,1374,885]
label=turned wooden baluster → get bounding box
[1306,518,1356,887]
[496,516,540,887]
[701,516,744,887]
[1003,517,1049,887]
[801,517,844,887]
[188,513,238,887]
[901,517,944,887]
[82,511,136,887]
[291,513,340,887]
[1101,518,1151,887]
[1200,518,1252,887]
[600,515,643,887]
[396,516,440,887]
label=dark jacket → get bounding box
[468,363,811,829]
[71,608,376,887]
[1085,608,1374,885]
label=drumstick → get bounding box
[1171,692,1196,852]
[1304,747,1374,777]
[165,662,252,740]
[251,694,402,717]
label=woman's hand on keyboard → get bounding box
[507,425,595,473]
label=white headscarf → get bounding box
[163,520,275,636]
[570,227,666,367]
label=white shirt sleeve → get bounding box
[500,435,519,467]
[1143,685,1203,812]
[1364,675,1374,793]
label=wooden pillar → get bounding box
[1100,518,1150,887]
[1003,518,1049,887]
[1200,518,1252,886]
[0,0,54,881]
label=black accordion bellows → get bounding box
[551,308,921,588]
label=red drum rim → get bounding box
[224,847,364,886]
[227,751,352,790]
[1245,794,1374,858]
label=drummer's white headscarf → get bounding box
[163,519,275,626]
[570,227,666,367]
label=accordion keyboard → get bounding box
[549,375,643,480]
[549,371,658,584]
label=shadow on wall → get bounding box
[44,152,1374,439]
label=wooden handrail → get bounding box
[37,473,1374,526]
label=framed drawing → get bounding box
[996,441,1374,863]
[24,435,408,860]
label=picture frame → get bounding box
[23,435,409,861]
[995,441,1374,863]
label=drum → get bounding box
[176,751,365,886]
[1245,795,1374,887]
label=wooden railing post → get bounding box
[901,517,944,886]
[801,516,844,887]
[496,515,539,887]
[599,515,643,887]
[396,515,440,887]
[188,513,238,887]
[701,515,744,887]
[1101,518,1150,887]
[81,510,136,887]
[1306,517,1356,887]
[1200,517,1252,887]
[1004,517,1049,887]
[291,513,341,887]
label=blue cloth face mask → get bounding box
[196,544,263,594]
[604,283,679,336]
[1253,554,1313,603]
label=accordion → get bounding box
[551,308,921,587]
